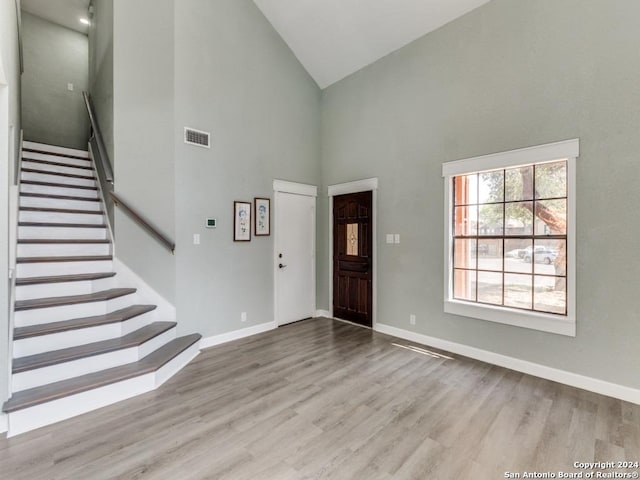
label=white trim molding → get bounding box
[314,309,331,318]
[442,138,579,177]
[327,178,378,328]
[0,413,7,434]
[375,323,640,405]
[327,177,378,197]
[273,179,317,197]
[442,139,578,336]
[200,321,277,349]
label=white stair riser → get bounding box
[15,276,116,301]
[7,373,156,437]
[22,171,96,188]
[24,141,89,158]
[12,328,176,391]
[15,293,137,327]
[21,183,98,199]
[21,161,94,177]
[19,211,104,225]
[13,311,156,357]
[6,344,199,437]
[17,243,111,258]
[20,195,102,211]
[22,151,92,168]
[18,226,107,239]
[16,259,112,278]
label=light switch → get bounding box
[67,83,74,91]
[394,234,400,244]
[386,234,394,244]
[193,233,200,245]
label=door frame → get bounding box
[273,179,318,326]
[328,178,378,329]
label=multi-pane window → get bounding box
[442,139,578,337]
[452,161,567,315]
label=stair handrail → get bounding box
[82,92,113,185]
[110,192,176,254]
[83,91,175,254]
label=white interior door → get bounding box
[275,191,315,326]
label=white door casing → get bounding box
[327,178,378,328]
[273,180,317,326]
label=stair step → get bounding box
[14,305,157,339]
[13,322,177,373]
[21,158,94,171]
[18,222,106,229]
[21,192,100,202]
[15,287,135,311]
[17,255,113,264]
[20,207,105,215]
[18,239,111,245]
[21,168,95,181]
[23,147,89,161]
[21,180,97,191]
[3,334,201,412]
[16,272,116,286]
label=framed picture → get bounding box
[234,201,251,241]
[254,197,270,236]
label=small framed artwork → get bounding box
[254,197,270,236]
[234,201,251,242]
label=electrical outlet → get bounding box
[409,314,416,325]
[193,233,200,245]
[241,312,247,322]
[67,83,74,91]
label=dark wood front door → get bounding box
[333,191,373,327]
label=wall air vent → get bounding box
[184,127,211,148]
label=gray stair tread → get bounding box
[17,255,112,264]
[18,222,106,228]
[14,305,157,339]
[23,147,90,161]
[18,239,111,244]
[21,158,94,171]
[20,192,100,202]
[16,272,116,286]
[3,334,201,412]
[15,287,136,311]
[20,207,104,215]
[22,168,95,181]
[13,322,177,373]
[21,180,98,190]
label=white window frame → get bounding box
[442,139,578,337]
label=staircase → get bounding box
[2,141,201,437]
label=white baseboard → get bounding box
[0,413,7,434]
[375,323,640,405]
[200,322,277,350]
[314,309,331,318]
[114,258,176,322]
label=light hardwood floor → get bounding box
[1,318,639,479]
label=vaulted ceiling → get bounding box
[253,0,492,88]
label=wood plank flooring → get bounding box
[1,318,638,479]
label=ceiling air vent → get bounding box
[184,127,210,148]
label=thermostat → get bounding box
[205,218,217,228]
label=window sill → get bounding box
[444,300,576,337]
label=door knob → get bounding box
[279,263,287,269]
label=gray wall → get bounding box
[113,0,176,302]
[88,0,113,163]
[21,12,89,150]
[173,0,321,337]
[0,0,22,416]
[320,0,640,389]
